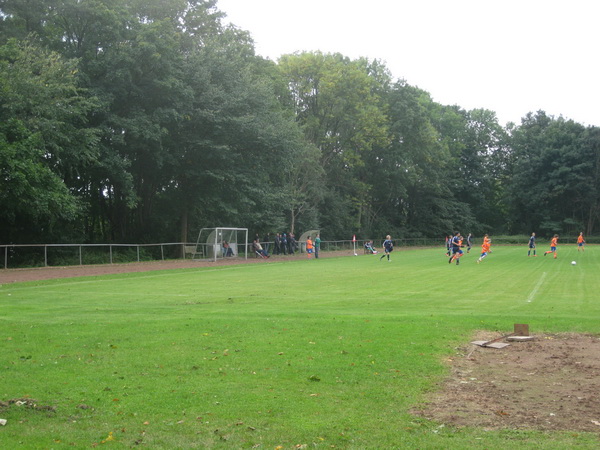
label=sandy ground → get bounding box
[413,331,600,433]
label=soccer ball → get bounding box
[571,261,577,265]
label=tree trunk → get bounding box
[290,208,296,234]
[180,208,189,257]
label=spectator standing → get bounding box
[288,233,296,255]
[306,236,314,258]
[263,232,271,254]
[274,233,282,255]
[314,234,321,259]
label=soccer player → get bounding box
[577,232,585,252]
[448,232,464,265]
[477,234,491,263]
[544,234,559,259]
[466,233,473,253]
[380,235,393,262]
[528,232,537,257]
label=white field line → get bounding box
[526,272,547,303]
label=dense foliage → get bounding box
[1,0,599,244]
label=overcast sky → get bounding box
[216,0,599,127]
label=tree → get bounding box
[0,39,98,242]
[508,111,593,235]
[278,52,390,237]
[363,82,460,238]
[138,20,316,241]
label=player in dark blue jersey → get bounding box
[528,232,537,257]
[379,235,393,262]
[448,232,464,265]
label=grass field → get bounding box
[1,245,599,448]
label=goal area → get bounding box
[193,227,249,262]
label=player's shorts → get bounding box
[529,244,535,248]
[385,247,393,253]
[480,252,488,258]
[550,246,556,251]
[307,248,313,254]
[578,242,584,246]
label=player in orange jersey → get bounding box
[477,235,491,263]
[577,232,585,252]
[544,234,559,259]
[306,236,314,258]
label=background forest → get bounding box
[1,0,599,245]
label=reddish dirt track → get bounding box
[0,250,354,284]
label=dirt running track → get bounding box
[0,250,353,284]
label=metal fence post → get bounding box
[110,245,113,264]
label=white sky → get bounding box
[216,0,600,127]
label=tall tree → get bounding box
[363,82,459,238]
[508,111,593,235]
[0,39,98,242]
[278,52,390,238]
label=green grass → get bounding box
[1,245,599,448]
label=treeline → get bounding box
[1,0,599,245]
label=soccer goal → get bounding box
[193,227,249,262]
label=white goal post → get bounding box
[193,227,249,262]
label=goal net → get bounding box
[193,227,249,262]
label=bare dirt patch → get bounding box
[413,331,600,433]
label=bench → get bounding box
[184,245,197,258]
